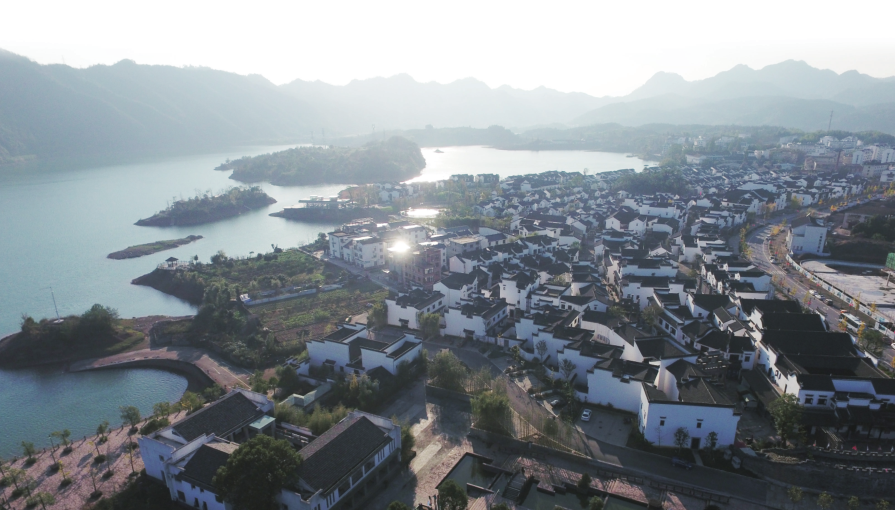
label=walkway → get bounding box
[69,346,251,389]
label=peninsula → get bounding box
[215,136,426,186]
[135,186,276,227]
[107,235,203,259]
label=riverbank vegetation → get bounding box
[107,235,203,259]
[133,248,387,368]
[216,137,425,185]
[135,186,275,227]
[0,305,144,367]
[611,167,692,196]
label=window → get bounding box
[818,396,827,406]
[804,395,814,405]
[338,480,351,496]
[696,420,703,429]
[659,418,666,426]
[177,491,185,502]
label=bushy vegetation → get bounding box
[428,350,469,392]
[136,186,275,226]
[471,383,511,434]
[612,168,692,196]
[213,435,303,510]
[852,214,895,242]
[219,137,426,185]
[5,305,142,367]
[273,403,351,436]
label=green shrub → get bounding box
[93,454,107,464]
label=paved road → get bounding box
[429,339,771,505]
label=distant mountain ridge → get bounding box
[3,50,895,168]
[574,60,895,132]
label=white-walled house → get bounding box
[305,323,422,377]
[385,289,445,330]
[787,215,827,256]
[639,379,741,448]
[443,297,509,342]
[143,403,402,510]
[433,272,478,307]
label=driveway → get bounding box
[578,406,633,447]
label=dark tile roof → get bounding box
[741,369,780,407]
[394,289,444,309]
[691,294,732,311]
[437,272,476,290]
[298,415,390,492]
[761,331,856,357]
[760,313,826,332]
[665,359,707,382]
[172,392,265,442]
[740,299,802,316]
[180,442,238,490]
[636,338,693,360]
[677,378,735,406]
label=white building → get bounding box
[385,289,445,330]
[304,323,422,377]
[786,215,827,256]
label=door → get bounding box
[690,437,701,449]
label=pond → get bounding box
[520,484,593,510]
[437,453,506,491]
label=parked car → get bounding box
[581,409,592,422]
[548,398,566,409]
[672,457,693,470]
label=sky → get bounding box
[3,0,895,97]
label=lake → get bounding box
[0,144,648,457]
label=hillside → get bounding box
[0,49,320,165]
[216,137,426,185]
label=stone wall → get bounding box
[736,450,895,498]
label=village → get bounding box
[5,134,895,510]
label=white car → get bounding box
[581,409,592,422]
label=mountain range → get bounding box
[2,50,895,166]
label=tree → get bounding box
[492,504,512,510]
[21,441,35,463]
[96,421,110,443]
[249,370,270,393]
[78,304,119,338]
[848,497,860,510]
[788,486,803,508]
[119,406,141,430]
[817,492,833,510]
[877,501,890,510]
[642,305,659,328]
[589,497,605,510]
[25,492,55,510]
[471,385,510,433]
[536,340,548,361]
[429,350,467,392]
[369,301,388,328]
[560,358,577,381]
[705,431,719,452]
[437,479,468,510]
[577,472,592,492]
[179,391,204,413]
[769,393,804,447]
[860,328,885,354]
[153,401,173,419]
[213,435,303,510]
[673,427,690,452]
[419,312,441,340]
[387,502,411,510]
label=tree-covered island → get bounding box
[215,136,426,185]
[135,186,276,227]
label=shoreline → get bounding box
[71,357,214,393]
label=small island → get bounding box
[107,235,203,259]
[135,186,276,227]
[215,136,426,186]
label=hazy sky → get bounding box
[3,0,895,97]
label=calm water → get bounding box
[0,366,187,457]
[0,144,648,457]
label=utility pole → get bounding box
[828,110,834,132]
[41,287,60,320]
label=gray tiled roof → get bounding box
[298,415,390,492]
[171,392,264,442]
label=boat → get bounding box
[626,154,635,158]
[434,149,444,153]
